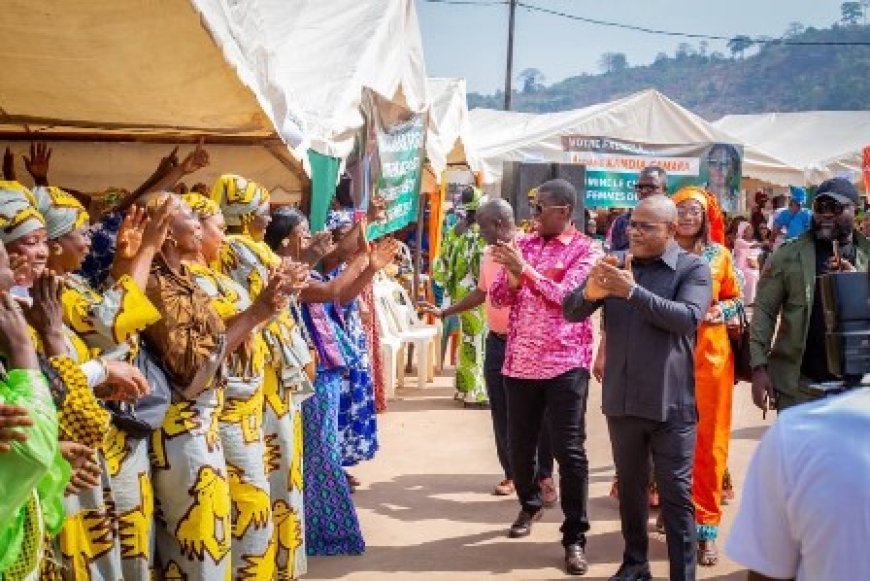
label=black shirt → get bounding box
[563,243,713,423]
[800,237,857,383]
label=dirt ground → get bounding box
[307,370,767,580]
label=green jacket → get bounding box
[749,231,870,400]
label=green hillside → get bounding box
[468,23,870,119]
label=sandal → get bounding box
[345,471,362,490]
[609,477,619,500]
[697,540,719,567]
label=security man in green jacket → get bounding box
[750,178,870,413]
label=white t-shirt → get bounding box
[726,388,870,581]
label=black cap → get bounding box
[815,178,860,206]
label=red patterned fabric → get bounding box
[360,284,387,412]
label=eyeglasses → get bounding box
[634,183,659,192]
[532,204,569,215]
[677,207,704,218]
[628,220,667,233]
[813,197,849,215]
[707,159,731,169]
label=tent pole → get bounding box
[412,191,427,303]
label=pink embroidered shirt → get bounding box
[490,227,602,379]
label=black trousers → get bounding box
[505,368,590,547]
[607,415,697,581]
[483,333,553,481]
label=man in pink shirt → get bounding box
[426,199,555,501]
[490,179,603,576]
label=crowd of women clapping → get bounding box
[0,143,391,580]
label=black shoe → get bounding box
[609,562,652,581]
[564,543,589,576]
[508,509,543,538]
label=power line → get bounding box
[422,0,870,46]
[516,2,870,46]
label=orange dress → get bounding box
[692,243,743,540]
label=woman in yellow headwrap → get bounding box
[34,184,163,579]
[211,175,313,578]
[182,192,301,579]
[1,182,148,580]
[671,186,743,566]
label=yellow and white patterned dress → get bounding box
[219,234,311,579]
[59,273,160,580]
[187,261,277,579]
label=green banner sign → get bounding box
[367,114,426,240]
[562,135,743,212]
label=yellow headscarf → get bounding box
[33,185,90,240]
[182,192,220,220]
[671,186,709,210]
[0,181,46,244]
[210,174,270,227]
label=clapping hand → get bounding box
[369,238,400,270]
[302,231,336,265]
[95,360,150,403]
[491,240,526,277]
[367,195,387,223]
[588,255,635,300]
[179,139,209,175]
[116,206,148,259]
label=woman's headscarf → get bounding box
[0,181,46,244]
[182,192,220,220]
[210,174,269,227]
[33,185,90,240]
[736,220,752,242]
[325,208,354,232]
[671,185,725,245]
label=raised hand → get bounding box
[302,231,336,265]
[115,206,148,259]
[141,196,177,249]
[491,240,525,277]
[23,271,66,356]
[157,146,180,175]
[3,147,16,181]
[595,255,635,299]
[258,269,292,313]
[367,195,388,222]
[23,143,52,186]
[179,139,209,175]
[369,237,400,270]
[59,441,101,494]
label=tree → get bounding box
[653,51,669,64]
[698,40,709,58]
[784,21,805,37]
[598,52,628,74]
[517,68,545,93]
[676,42,696,59]
[841,2,862,24]
[727,35,754,59]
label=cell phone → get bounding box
[9,286,32,307]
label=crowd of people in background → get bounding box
[0,138,867,581]
[431,170,868,580]
[0,143,397,580]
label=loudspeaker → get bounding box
[819,271,870,378]
[501,162,587,226]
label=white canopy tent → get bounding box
[192,0,429,162]
[713,111,870,186]
[0,0,308,201]
[425,78,479,178]
[469,89,804,188]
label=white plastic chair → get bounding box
[372,292,403,399]
[373,275,438,389]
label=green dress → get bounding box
[433,224,488,403]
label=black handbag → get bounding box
[107,341,172,439]
[727,305,753,384]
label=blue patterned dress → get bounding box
[299,271,366,556]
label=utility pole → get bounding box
[504,0,517,110]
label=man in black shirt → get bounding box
[750,178,870,412]
[564,195,712,581]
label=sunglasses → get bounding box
[628,220,667,233]
[532,204,569,215]
[812,197,849,215]
[634,183,659,192]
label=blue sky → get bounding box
[417,0,845,93]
